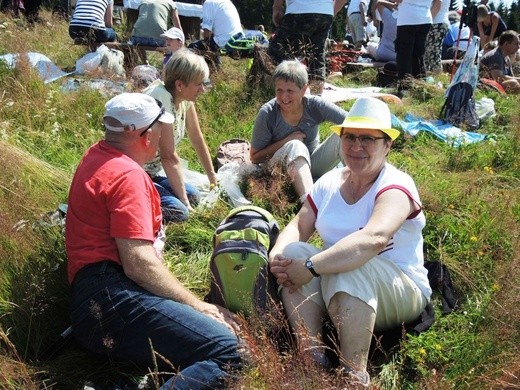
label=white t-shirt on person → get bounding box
[201,0,243,48]
[309,164,432,299]
[285,0,334,16]
[396,0,432,26]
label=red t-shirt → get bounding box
[66,141,162,284]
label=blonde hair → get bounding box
[477,4,489,21]
[163,49,209,94]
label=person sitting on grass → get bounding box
[66,92,241,389]
[143,49,218,223]
[250,60,348,204]
[366,0,398,63]
[480,30,520,94]
[269,97,432,388]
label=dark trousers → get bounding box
[71,261,241,389]
[395,23,431,79]
[269,13,333,82]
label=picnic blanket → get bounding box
[394,113,487,147]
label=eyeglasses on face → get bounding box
[139,99,164,137]
[342,133,387,147]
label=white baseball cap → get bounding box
[161,27,185,43]
[104,93,174,132]
[330,97,400,140]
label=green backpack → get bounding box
[205,205,280,317]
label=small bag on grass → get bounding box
[205,205,280,317]
[216,138,251,169]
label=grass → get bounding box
[1,8,520,389]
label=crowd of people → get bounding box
[346,0,518,93]
[49,0,517,388]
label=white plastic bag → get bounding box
[75,44,124,77]
[216,162,251,207]
[75,50,103,74]
[475,97,496,122]
[100,47,124,76]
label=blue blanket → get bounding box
[392,113,487,147]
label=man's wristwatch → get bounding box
[305,258,320,277]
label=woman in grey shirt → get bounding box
[250,60,347,203]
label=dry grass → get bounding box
[0,327,40,389]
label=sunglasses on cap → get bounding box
[139,99,165,137]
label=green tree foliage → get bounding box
[506,2,520,31]
[235,0,273,30]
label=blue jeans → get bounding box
[69,25,117,43]
[70,261,241,390]
[153,176,201,222]
[129,36,166,47]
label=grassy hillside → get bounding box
[1,9,519,389]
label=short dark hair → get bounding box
[499,30,519,46]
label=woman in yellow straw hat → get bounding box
[269,97,431,387]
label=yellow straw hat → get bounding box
[330,97,400,140]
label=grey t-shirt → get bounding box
[251,95,347,154]
[132,0,177,39]
[480,47,512,77]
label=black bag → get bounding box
[424,260,459,315]
[376,61,399,88]
[406,260,460,335]
[439,81,480,130]
[205,205,280,317]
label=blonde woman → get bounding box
[477,4,507,49]
[143,49,217,222]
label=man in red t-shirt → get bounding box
[66,93,241,389]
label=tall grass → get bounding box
[1,9,519,389]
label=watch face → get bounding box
[305,259,312,267]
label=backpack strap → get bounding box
[226,205,275,223]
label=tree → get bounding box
[235,0,273,31]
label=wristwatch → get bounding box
[305,258,320,277]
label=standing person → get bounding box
[250,60,348,204]
[394,0,433,83]
[424,0,450,74]
[69,0,116,43]
[143,49,218,223]
[188,0,244,54]
[366,0,398,62]
[269,0,348,95]
[130,0,181,47]
[346,0,369,50]
[477,4,507,50]
[66,92,241,389]
[269,97,432,388]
